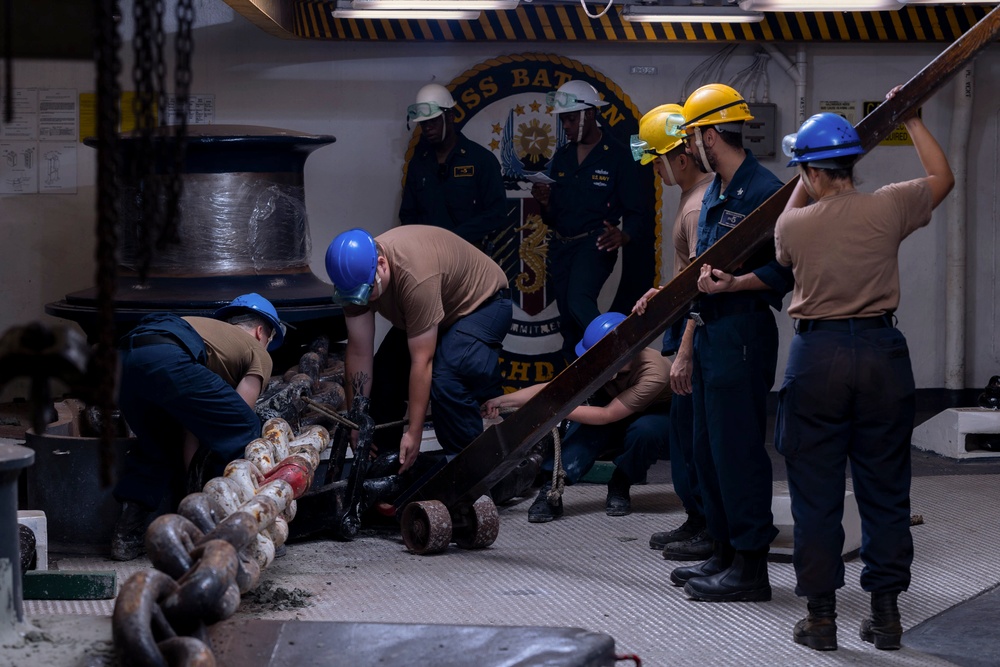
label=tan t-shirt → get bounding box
[348,225,507,337]
[673,173,713,276]
[602,348,672,412]
[775,179,933,320]
[184,317,273,387]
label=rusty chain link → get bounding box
[113,419,331,667]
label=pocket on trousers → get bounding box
[774,379,800,459]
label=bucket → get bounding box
[22,401,132,555]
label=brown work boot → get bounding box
[794,593,838,651]
[860,591,903,650]
[110,501,153,561]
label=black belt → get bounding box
[691,298,769,325]
[553,228,601,242]
[120,333,181,350]
[796,315,894,334]
[492,288,511,302]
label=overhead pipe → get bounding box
[763,43,807,125]
[945,64,973,392]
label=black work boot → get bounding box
[669,541,734,587]
[662,529,714,561]
[491,451,543,505]
[527,481,563,523]
[794,593,838,651]
[860,591,903,650]
[605,468,632,517]
[683,548,772,602]
[110,501,154,561]
[649,512,706,549]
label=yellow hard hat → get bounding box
[631,103,686,165]
[681,83,753,130]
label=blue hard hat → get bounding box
[575,312,627,357]
[325,228,379,307]
[213,293,285,351]
[783,112,863,168]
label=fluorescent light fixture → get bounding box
[622,5,765,22]
[352,0,519,9]
[334,7,482,18]
[900,0,999,4]
[739,0,901,9]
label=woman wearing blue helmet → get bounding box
[482,311,670,522]
[774,99,954,652]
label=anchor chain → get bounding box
[113,418,330,667]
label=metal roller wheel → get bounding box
[454,495,500,550]
[400,500,452,555]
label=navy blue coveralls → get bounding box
[114,313,261,511]
[544,132,647,361]
[661,322,701,520]
[399,132,509,250]
[691,152,792,553]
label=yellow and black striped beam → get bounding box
[273,3,993,42]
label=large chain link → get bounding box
[113,419,331,667]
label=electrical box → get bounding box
[744,103,777,159]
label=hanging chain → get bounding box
[166,0,195,247]
[93,0,195,485]
[94,0,122,487]
[131,0,161,279]
[3,0,12,123]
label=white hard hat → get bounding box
[407,83,456,123]
[546,80,608,114]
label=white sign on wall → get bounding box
[0,88,78,194]
[818,101,857,124]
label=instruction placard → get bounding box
[818,101,857,125]
[0,88,78,194]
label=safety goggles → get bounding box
[266,322,288,347]
[406,101,448,123]
[630,135,661,165]
[331,281,374,307]
[545,90,584,110]
[781,133,800,158]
